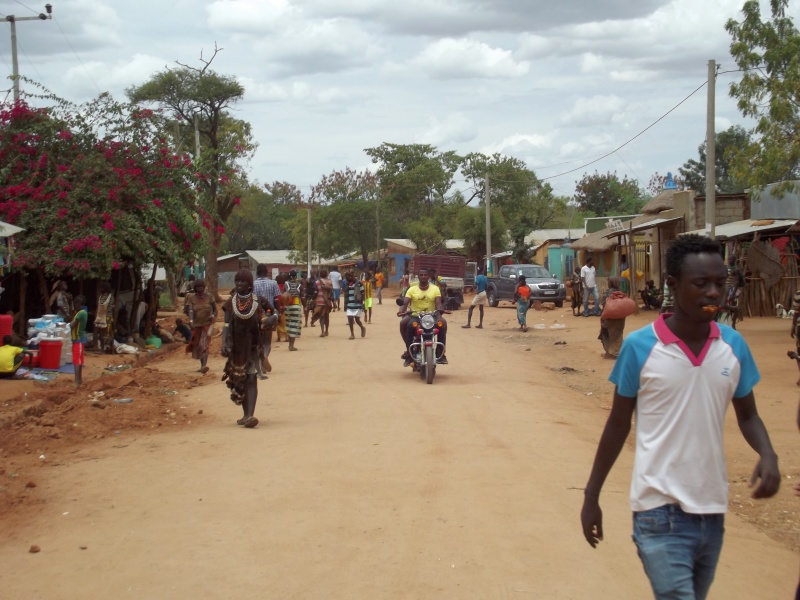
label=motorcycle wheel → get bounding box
[424,345,436,384]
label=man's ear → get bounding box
[665,274,677,290]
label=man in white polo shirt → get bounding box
[580,234,780,600]
[580,256,600,317]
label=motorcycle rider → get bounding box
[397,267,448,367]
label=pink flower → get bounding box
[102,220,115,231]
[233,197,240,205]
[112,261,120,269]
[57,130,71,140]
[193,232,201,239]
[169,222,179,234]
[57,164,68,172]
[153,199,163,208]
[215,226,225,234]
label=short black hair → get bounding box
[74,295,86,306]
[256,263,268,276]
[666,234,723,279]
[2,335,12,345]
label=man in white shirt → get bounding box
[329,267,343,311]
[580,257,600,317]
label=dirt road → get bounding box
[1,298,798,599]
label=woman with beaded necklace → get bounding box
[184,278,217,374]
[221,269,273,428]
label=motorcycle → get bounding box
[397,298,447,384]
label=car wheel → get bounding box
[487,289,499,307]
[555,300,563,308]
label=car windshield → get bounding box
[517,266,550,279]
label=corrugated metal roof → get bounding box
[384,239,465,251]
[523,229,578,244]
[683,219,798,239]
[603,216,683,238]
[245,250,300,264]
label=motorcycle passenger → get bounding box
[397,267,448,367]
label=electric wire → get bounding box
[53,16,103,95]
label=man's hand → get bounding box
[221,344,231,358]
[580,497,603,548]
[750,453,780,498]
[791,327,796,339]
[397,311,406,317]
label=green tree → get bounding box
[677,126,751,193]
[364,143,460,225]
[127,47,256,298]
[222,183,297,253]
[726,0,800,190]
[573,171,644,216]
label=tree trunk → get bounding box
[35,268,49,317]
[18,272,28,338]
[206,227,222,302]
[166,270,179,312]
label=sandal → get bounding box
[237,417,247,426]
[243,416,258,428]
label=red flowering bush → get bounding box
[0,98,208,279]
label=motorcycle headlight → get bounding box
[421,314,436,329]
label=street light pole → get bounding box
[5,4,52,103]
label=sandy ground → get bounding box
[0,295,798,599]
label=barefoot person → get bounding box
[284,270,304,351]
[310,269,333,337]
[462,267,487,329]
[184,278,216,373]
[580,234,780,600]
[221,269,270,429]
[70,295,88,385]
[343,270,366,340]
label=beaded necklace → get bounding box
[232,292,258,320]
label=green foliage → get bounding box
[573,171,645,216]
[456,205,508,263]
[364,143,460,222]
[222,183,297,253]
[726,0,800,189]
[678,126,751,193]
[0,97,206,279]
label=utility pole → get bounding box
[484,176,492,276]
[705,59,716,239]
[375,200,380,275]
[193,113,201,159]
[5,4,52,103]
[307,201,312,276]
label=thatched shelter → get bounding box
[640,189,678,215]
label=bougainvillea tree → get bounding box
[0,92,208,326]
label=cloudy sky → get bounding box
[0,0,793,200]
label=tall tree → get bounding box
[222,183,297,253]
[127,47,256,298]
[573,171,644,216]
[677,126,751,193]
[726,0,800,191]
[364,143,460,227]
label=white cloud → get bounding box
[561,95,630,127]
[481,133,555,159]
[415,113,478,146]
[411,38,529,80]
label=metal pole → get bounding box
[705,59,716,238]
[307,204,312,276]
[4,6,53,103]
[9,18,19,103]
[484,176,492,275]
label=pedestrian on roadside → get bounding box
[173,318,192,343]
[0,335,32,378]
[569,266,583,317]
[597,276,626,358]
[580,234,780,600]
[463,267,488,329]
[311,269,333,337]
[329,267,343,311]
[304,271,318,327]
[515,275,530,332]
[400,268,410,298]
[374,270,385,304]
[363,270,374,323]
[581,256,600,317]
[342,270,366,340]
[184,278,217,373]
[284,270,303,351]
[70,295,88,386]
[221,269,272,429]
[50,280,73,321]
[253,264,280,378]
[94,281,115,354]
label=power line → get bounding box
[53,16,103,95]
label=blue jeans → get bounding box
[633,504,724,600]
[583,286,599,316]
